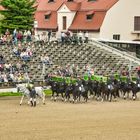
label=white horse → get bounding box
[17,84,46,105]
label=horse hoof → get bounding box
[43,103,46,105]
[20,104,21,106]
[65,99,67,102]
[133,96,136,100]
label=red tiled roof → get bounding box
[64,1,81,11]
[35,11,57,29]
[35,0,118,30]
[80,0,118,11]
[69,11,106,31]
[37,0,64,11]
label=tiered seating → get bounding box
[0,41,139,82]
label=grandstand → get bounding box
[0,39,139,86]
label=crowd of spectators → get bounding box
[1,28,140,85]
[0,58,30,83]
[13,43,33,61]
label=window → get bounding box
[86,14,93,20]
[88,0,97,2]
[45,15,51,20]
[48,0,54,3]
[67,0,73,2]
[63,16,67,30]
[113,34,120,40]
[134,16,140,31]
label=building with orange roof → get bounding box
[34,0,140,41]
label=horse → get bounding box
[17,84,30,105]
[119,80,132,99]
[99,80,118,102]
[131,81,140,100]
[49,81,66,101]
[17,83,46,105]
[100,82,109,102]
[88,80,99,98]
[72,80,88,103]
[56,81,66,101]
[65,83,74,102]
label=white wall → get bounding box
[100,0,140,41]
[89,32,100,38]
[57,4,76,34]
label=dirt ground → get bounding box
[0,97,140,140]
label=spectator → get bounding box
[48,30,51,42]
[84,31,89,43]
[41,54,52,64]
[26,30,32,42]
[13,29,17,45]
[0,64,4,72]
[78,31,83,44]
[61,32,66,44]
[0,54,4,63]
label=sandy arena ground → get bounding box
[0,96,140,140]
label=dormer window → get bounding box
[67,0,74,2]
[88,0,97,2]
[48,0,54,3]
[86,11,94,20]
[45,11,51,20]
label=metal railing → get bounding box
[89,39,140,65]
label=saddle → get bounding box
[79,85,85,92]
[108,84,114,90]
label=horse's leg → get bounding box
[116,89,120,98]
[109,92,112,102]
[78,92,81,102]
[20,95,24,105]
[127,90,129,99]
[101,92,104,102]
[72,92,76,103]
[61,92,64,101]
[85,92,88,102]
[113,91,117,101]
[64,92,68,102]
[54,92,59,101]
[123,91,126,99]
[132,90,136,100]
[30,98,33,106]
[33,98,37,107]
[27,95,30,105]
[42,92,46,104]
[51,91,54,100]
[35,95,40,105]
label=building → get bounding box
[35,0,140,41]
[100,0,140,41]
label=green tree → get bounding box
[0,0,36,33]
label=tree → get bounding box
[0,0,36,33]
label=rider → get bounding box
[26,82,37,107]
